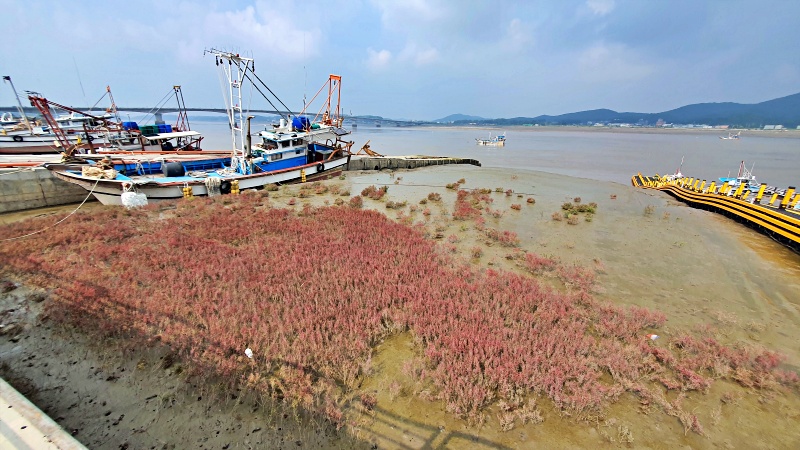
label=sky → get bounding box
[1,0,799,121]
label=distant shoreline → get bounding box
[431,124,800,138]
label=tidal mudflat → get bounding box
[1,165,798,449]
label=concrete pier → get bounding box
[347,155,481,171]
[0,156,481,213]
[0,168,89,213]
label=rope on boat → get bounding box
[0,178,100,242]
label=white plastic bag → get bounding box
[121,191,148,208]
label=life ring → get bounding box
[12,135,23,142]
[317,163,324,173]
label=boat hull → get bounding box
[48,156,350,206]
[0,134,85,154]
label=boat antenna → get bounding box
[72,56,87,104]
[2,76,33,134]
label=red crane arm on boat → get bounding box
[31,96,113,123]
[27,96,72,151]
[297,74,344,126]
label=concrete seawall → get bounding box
[0,168,90,213]
[347,155,481,171]
[0,156,481,213]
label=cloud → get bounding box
[372,0,447,29]
[504,18,535,52]
[585,0,615,16]
[576,41,654,83]
[366,48,393,70]
[398,43,440,66]
[196,4,322,61]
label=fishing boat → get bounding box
[1,111,23,128]
[1,76,104,154]
[719,160,761,194]
[719,131,741,140]
[476,132,506,146]
[45,50,353,206]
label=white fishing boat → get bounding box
[476,131,506,146]
[719,160,760,193]
[719,131,741,140]
[1,75,103,154]
[46,50,354,206]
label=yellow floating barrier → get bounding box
[632,173,800,253]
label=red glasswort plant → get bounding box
[0,197,795,433]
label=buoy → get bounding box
[245,348,253,359]
[646,334,659,341]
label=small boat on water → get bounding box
[719,131,741,140]
[476,132,506,146]
[46,50,354,206]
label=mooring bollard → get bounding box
[780,187,795,210]
[790,193,800,210]
[733,183,745,199]
[755,183,767,203]
[769,192,780,206]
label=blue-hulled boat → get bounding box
[45,50,354,206]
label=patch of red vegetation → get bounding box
[0,195,795,432]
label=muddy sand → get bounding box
[1,165,799,449]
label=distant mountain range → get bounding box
[435,113,488,123]
[436,92,800,128]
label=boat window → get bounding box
[295,149,303,154]
[270,152,283,161]
[281,140,291,148]
[292,138,304,146]
[263,139,278,150]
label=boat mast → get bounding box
[206,49,254,166]
[2,75,33,134]
[172,85,191,132]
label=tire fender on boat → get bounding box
[317,163,324,173]
[12,135,23,142]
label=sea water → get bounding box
[195,119,800,190]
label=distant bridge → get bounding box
[0,106,426,127]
